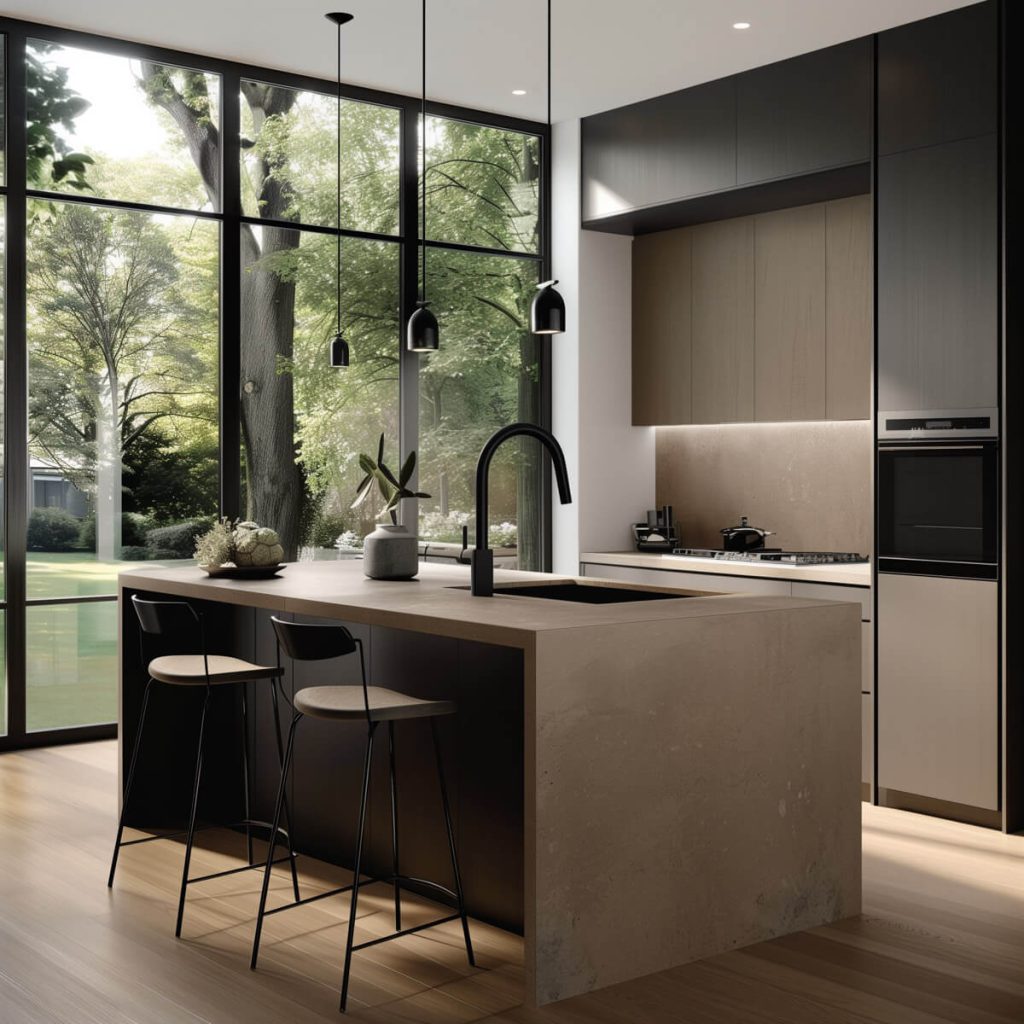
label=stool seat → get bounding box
[149,654,284,686]
[294,685,456,722]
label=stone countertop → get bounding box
[580,550,872,587]
[118,559,849,648]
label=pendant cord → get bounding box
[336,17,342,335]
[420,0,427,304]
[547,0,552,129]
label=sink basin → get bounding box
[460,581,689,604]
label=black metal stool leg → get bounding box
[431,717,475,967]
[388,720,401,931]
[108,678,154,888]
[340,722,377,1013]
[251,712,301,970]
[270,678,301,902]
[175,690,211,938]
[240,687,254,866]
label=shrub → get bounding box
[27,508,82,552]
[145,517,214,558]
[307,511,351,549]
[78,511,153,551]
[120,545,151,561]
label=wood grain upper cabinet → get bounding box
[753,205,827,422]
[690,218,755,423]
[877,134,998,414]
[581,78,737,222]
[826,196,872,420]
[877,1,997,156]
[632,228,692,425]
[736,38,872,186]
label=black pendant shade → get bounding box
[327,12,353,368]
[330,331,350,367]
[407,302,440,352]
[530,279,565,335]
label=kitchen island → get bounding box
[117,560,861,1006]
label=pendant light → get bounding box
[530,0,566,336]
[406,0,440,352]
[327,12,354,367]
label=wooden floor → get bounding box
[3,743,1024,1023]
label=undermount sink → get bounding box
[451,581,689,604]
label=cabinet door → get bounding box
[691,217,755,423]
[754,205,827,421]
[877,574,998,810]
[582,78,737,222]
[877,1,997,156]
[737,38,872,185]
[825,196,872,420]
[877,135,998,414]
[581,562,793,597]
[862,693,874,796]
[632,228,691,425]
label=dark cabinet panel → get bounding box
[581,77,736,221]
[877,1,997,155]
[877,134,998,413]
[737,38,872,185]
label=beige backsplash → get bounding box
[656,420,873,555]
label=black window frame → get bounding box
[0,16,552,751]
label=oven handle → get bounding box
[878,444,988,453]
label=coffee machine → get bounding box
[632,506,678,552]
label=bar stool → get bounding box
[251,616,475,1013]
[108,596,301,937]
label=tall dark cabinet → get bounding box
[875,1,999,417]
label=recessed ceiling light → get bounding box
[512,89,527,96]
[733,21,751,30]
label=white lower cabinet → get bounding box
[579,562,793,596]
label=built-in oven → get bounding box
[877,440,998,579]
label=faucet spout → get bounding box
[472,423,572,596]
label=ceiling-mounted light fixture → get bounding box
[733,21,751,30]
[530,0,566,336]
[406,0,440,353]
[327,11,354,367]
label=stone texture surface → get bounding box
[529,601,862,1004]
[656,419,872,554]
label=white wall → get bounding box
[551,120,655,575]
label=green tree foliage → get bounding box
[25,43,95,191]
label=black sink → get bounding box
[491,582,688,604]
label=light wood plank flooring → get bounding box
[2,742,1024,1023]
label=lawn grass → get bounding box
[3,552,181,736]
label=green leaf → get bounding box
[399,449,416,488]
[376,432,385,467]
[377,459,400,489]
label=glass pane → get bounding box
[27,601,117,731]
[425,117,541,254]
[27,199,220,599]
[240,227,400,558]
[417,250,543,569]
[1,610,6,737]
[1,199,5,603]
[26,40,220,211]
[241,81,400,235]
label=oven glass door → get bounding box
[878,443,997,577]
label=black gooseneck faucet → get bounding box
[471,423,573,596]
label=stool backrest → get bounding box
[271,616,370,720]
[271,617,357,661]
[132,596,209,684]
[133,595,201,637]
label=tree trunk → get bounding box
[240,223,304,559]
[95,372,122,560]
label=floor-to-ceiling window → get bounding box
[0,20,549,749]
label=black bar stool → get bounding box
[109,595,301,938]
[251,616,474,1013]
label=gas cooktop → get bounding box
[671,548,869,565]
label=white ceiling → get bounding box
[2,0,980,123]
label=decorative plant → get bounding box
[352,434,430,526]
[194,518,235,566]
[194,518,284,567]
